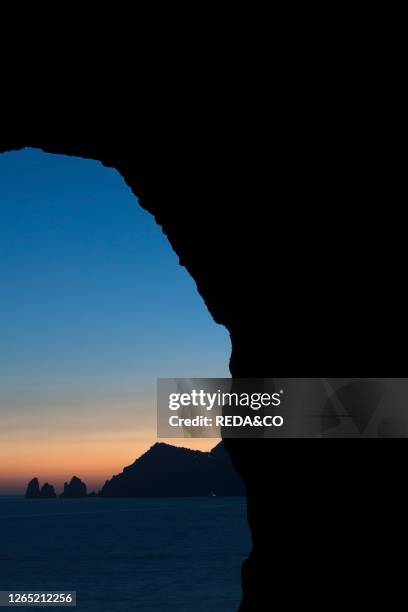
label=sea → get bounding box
[0,496,250,611]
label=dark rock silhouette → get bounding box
[40,483,56,498]
[99,442,244,497]
[60,476,87,498]
[0,116,402,612]
[25,479,57,498]
[25,477,41,499]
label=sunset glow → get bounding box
[0,149,229,494]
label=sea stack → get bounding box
[40,483,57,498]
[60,476,87,498]
[25,478,57,498]
[25,477,41,499]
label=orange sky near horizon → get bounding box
[0,434,218,494]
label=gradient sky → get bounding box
[0,148,230,494]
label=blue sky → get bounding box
[0,148,230,493]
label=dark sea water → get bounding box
[0,496,250,611]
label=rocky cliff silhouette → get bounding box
[25,476,87,498]
[25,478,56,499]
[2,105,402,612]
[99,442,244,497]
[40,482,57,498]
[25,478,41,498]
[60,476,87,498]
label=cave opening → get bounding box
[0,146,232,491]
[0,147,251,611]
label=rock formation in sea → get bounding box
[40,482,57,498]
[25,478,57,498]
[25,477,41,498]
[60,476,87,498]
[99,441,244,497]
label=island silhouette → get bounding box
[25,442,244,498]
[25,478,57,498]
